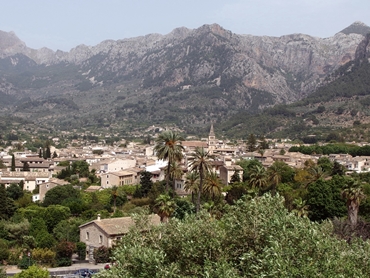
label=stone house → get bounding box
[79,214,161,262]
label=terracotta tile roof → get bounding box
[182,141,208,148]
[80,214,161,236]
[85,185,102,192]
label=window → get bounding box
[86,232,89,240]
[99,235,103,244]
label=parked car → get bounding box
[73,269,95,277]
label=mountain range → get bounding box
[0,21,370,138]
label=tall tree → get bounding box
[342,179,366,229]
[249,165,267,190]
[45,146,51,159]
[247,133,257,152]
[190,147,213,213]
[111,186,119,213]
[139,171,153,197]
[154,130,184,191]
[0,185,8,220]
[11,154,15,171]
[267,161,285,196]
[184,171,199,205]
[203,171,223,201]
[44,140,51,159]
[259,135,269,150]
[22,161,30,172]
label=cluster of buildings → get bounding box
[1,125,370,204]
[3,125,370,261]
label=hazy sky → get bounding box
[1,0,369,51]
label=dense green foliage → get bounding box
[13,265,49,278]
[289,143,370,156]
[95,194,370,277]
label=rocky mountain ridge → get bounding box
[0,22,369,133]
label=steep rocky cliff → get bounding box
[0,21,369,131]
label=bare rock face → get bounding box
[0,21,369,120]
[0,30,28,58]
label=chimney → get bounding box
[97,214,101,221]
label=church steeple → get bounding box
[209,122,215,137]
[208,122,216,154]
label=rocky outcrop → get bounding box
[0,21,369,128]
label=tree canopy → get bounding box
[94,194,370,277]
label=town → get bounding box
[2,124,370,276]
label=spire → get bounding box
[209,122,215,137]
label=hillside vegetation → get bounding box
[220,57,370,141]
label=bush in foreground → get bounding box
[94,194,370,277]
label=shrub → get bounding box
[14,265,49,278]
[75,242,86,260]
[31,248,55,266]
[35,232,55,249]
[130,198,151,206]
[55,241,75,259]
[0,240,9,262]
[17,255,35,270]
[8,248,22,265]
[93,246,111,263]
[0,267,6,278]
[55,258,72,267]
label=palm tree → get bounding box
[190,147,213,213]
[249,165,267,190]
[184,171,199,205]
[292,198,309,218]
[267,161,285,196]
[341,179,366,229]
[307,165,329,182]
[154,130,184,191]
[203,171,223,201]
[155,194,176,223]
